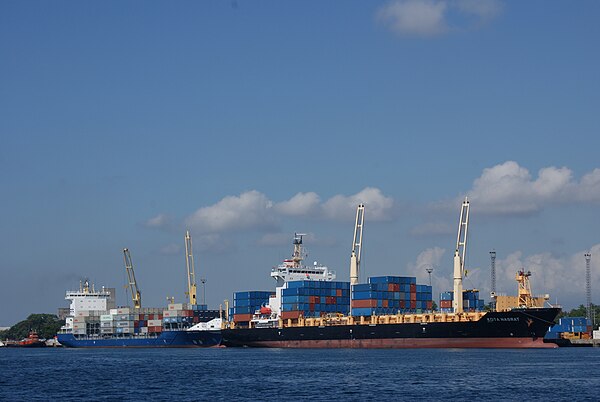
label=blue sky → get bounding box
[1,1,599,326]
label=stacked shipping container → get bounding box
[351,276,433,316]
[544,316,593,339]
[68,304,220,337]
[439,290,485,313]
[232,291,274,323]
[281,280,350,319]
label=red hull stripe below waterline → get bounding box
[242,337,557,349]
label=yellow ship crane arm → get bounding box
[185,231,198,306]
[123,248,142,309]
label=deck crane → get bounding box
[350,204,365,286]
[123,248,142,309]
[453,197,470,314]
[184,230,198,306]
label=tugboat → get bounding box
[6,330,47,348]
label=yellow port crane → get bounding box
[184,231,198,306]
[123,248,142,309]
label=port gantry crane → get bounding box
[350,204,365,286]
[453,197,470,314]
[123,248,142,309]
[184,230,198,306]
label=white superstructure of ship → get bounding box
[61,280,116,333]
[251,233,335,327]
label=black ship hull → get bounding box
[222,308,560,349]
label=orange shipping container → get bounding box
[233,314,253,322]
[336,289,342,297]
[382,300,388,308]
[352,299,377,308]
[281,311,301,320]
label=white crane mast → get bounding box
[453,197,470,314]
[185,230,198,306]
[350,204,365,285]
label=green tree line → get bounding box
[0,314,65,340]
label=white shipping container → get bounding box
[148,320,162,327]
[168,303,184,311]
[117,308,131,314]
[117,321,133,327]
[75,311,90,317]
[109,309,119,315]
[73,317,86,323]
[100,315,113,321]
[140,327,148,334]
[593,330,600,339]
[72,323,86,330]
[100,322,113,328]
[100,328,114,334]
[72,329,86,335]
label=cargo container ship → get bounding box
[56,280,222,348]
[222,201,561,348]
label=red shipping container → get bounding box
[352,299,377,308]
[281,311,301,320]
[410,300,416,309]
[193,317,199,323]
[382,300,388,308]
[400,300,405,309]
[410,283,416,292]
[440,300,452,308]
[410,292,417,301]
[393,283,400,292]
[388,284,394,291]
[233,314,253,322]
[336,289,342,297]
[314,297,320,304]
[309,303,315,311]
[426,301,433,310]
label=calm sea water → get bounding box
[1,347,599,401]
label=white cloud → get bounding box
[274,192,321,216]
[185,190,278,233]
[376,0,448,37]
[145,214,170,229]
[322,187,394,222]
[492,245,600,308]
[406,247,448,290]
[179,187,394,240]
[194,234,232,253]
[376,0,503,37]
[456,161,600,215]
[456,0,503,22]
[257,233,291,247]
